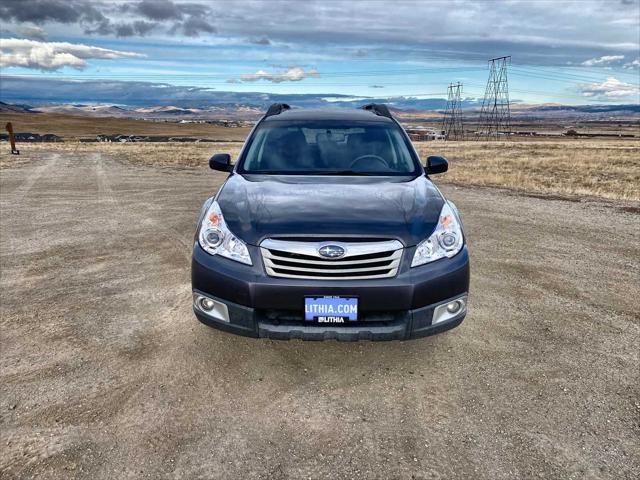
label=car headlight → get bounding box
[198,200,252,265]
[411,201,464,267]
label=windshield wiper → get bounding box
[316,170,380,176]
[242,170,382,176]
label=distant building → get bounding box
[405,126,445,141]
[0,133,63,142]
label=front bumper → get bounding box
[191,243,470,341]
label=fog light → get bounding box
[432,295,468,325]
[446,300,462,314]
[193,292,231,322]
[199,297,215,311]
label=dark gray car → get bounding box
[192,104,469,340]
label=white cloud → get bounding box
[623,58,640,69]
[581,55,625,66]
[577,77,640,100]
[1,1,638,68]
[0,38,144,71]
[238,66,319,83]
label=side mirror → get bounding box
[426,155,448,174]
[209,153,233,172]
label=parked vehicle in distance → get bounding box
[192,103,469,341]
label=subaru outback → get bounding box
[192,103,469,341]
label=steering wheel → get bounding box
[349,154,389,170]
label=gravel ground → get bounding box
[1,151,638,479]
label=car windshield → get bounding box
[238,120,420,175]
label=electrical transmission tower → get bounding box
[478,56,511,139]
[442,82,464,140]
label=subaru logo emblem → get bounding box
[318,244,346,259]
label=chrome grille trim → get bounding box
[262,249,395,266]
[260,238,403,280]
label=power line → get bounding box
[513,64,639,81]
[510,68,612,84]
[1,59,633,103]
[1,66,486,79]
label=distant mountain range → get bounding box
[0,101,266,121]
[0,75,469,114]
[2,100,639,123]
[1,72,639,122]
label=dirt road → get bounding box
[1,151,638,479]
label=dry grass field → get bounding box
[2,111,638,201]
[404,119,640,137]
[415,140,640,202]
[3,138,638,202]
[0,111,251,141]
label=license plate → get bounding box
[304,296,358,323]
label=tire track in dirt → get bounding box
[0,153,66,282]
[2,153,60,201]
[93,152,192,263]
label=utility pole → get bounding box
[442,82,464,140]
[478,56,511,140]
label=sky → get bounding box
[0,0,639,106]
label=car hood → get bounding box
[216,174,445,247]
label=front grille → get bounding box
[260,238,403,280]
[260,309,403,324]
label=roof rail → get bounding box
[361,103,392,119]
[264,103,291,118]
